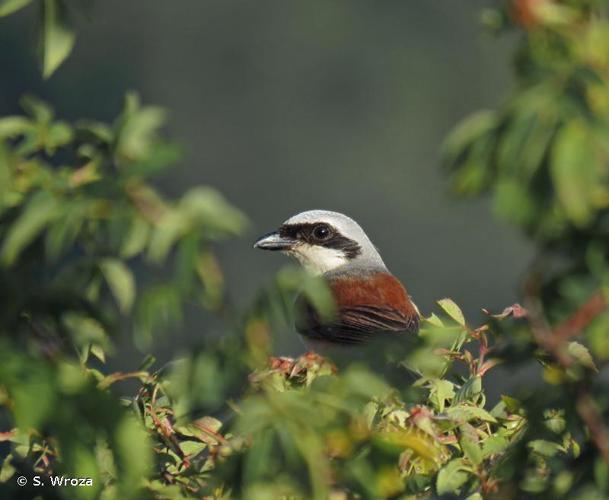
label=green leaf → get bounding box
[567,341,598,371]
[429,379,455,412]
[138,354,156,371]
[436,458,470,495]
[437,298,466,326]
[135,285,182,347]
[0,354,56,430]
[459,433,482,466]
[76,120,114,144]
[453,375,482,404]
[62,313,110,351]
[0,116,31,138]
[20,95,53,123]
[375,428,443,463]
[194,415,223,435]
[45,202,84,260]
[594,457,609,492]
[41,0,75,78]
[492,178,536,226]
[300,273,337,324]
[447,404,497,423]
[0,143,9,207]
[196,250,225,309]
[551,120,600,227]
[148,209,187,262]
[0,454,16,482]
[115,93,166,162]
[553,470,573,496]
[528,439,563,457]
[127,142,182,178]
[587,310,609,360]
[443,110,497,161]
[0,0,32,17]
[343,366,391,400]
[451,154,490,195]
[45,120,73,150]
[544,409,566,434]
[1,191,59,265]
[481,435,509,458]
[425,313,444,327]
[100,258,136,313]
[174,233,199,294]
[500,394,521,412]
[113,415,152,497]
[178,186,247,237]
[120,215,150,258]
[89,344,106,363]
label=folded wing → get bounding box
[295,272,419,345]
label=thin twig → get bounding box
[523,280,609,465]
[553,291,608,343]
[576,391,609,465]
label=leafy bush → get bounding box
[1,1,609,499]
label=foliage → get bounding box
[1,0,609,499]
[0,0,77,78]
[0,93,246,499]
[444,0,609,497]
[129,305,533,499]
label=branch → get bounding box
[524,286,609,366]
[553,290,608,343]
[576,391,609,465]
[524,285,609,465]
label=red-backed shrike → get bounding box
[254,210,419,349]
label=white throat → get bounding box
[287,244,348,275]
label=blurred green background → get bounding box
[0,0,531,360]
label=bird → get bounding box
[253,210,419,353]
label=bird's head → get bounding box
[254,210,386,275]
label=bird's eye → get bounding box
[312,224,331,241]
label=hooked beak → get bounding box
[253,231,296,251]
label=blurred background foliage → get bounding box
[1,0,609,499]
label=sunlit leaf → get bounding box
[551,120,600,227]
[528,439,563,458]
[429,379,455,412]
[0,143,9,207]
[447,403,497,424]
[1,191,59,265]
[443,110,497,162]
[453,376,482,404]
[90,344,106,363]
[0,0,32,17]
[115,93,165,163]
[113,415,152,497]
[437,298,466,326]
[375,429,442,463]
[492,178,537,226]
[100,258,136,313]
[436,458,469,495]
[63,313,111,352]
[481,435,509,458]
[0,116,31,137]
[120,215,150,258]
[41,0,76,78]
[179,186,248,237]
[567,341,597,371]
[459,429,482,466]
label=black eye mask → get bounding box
[279,223,362,259]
